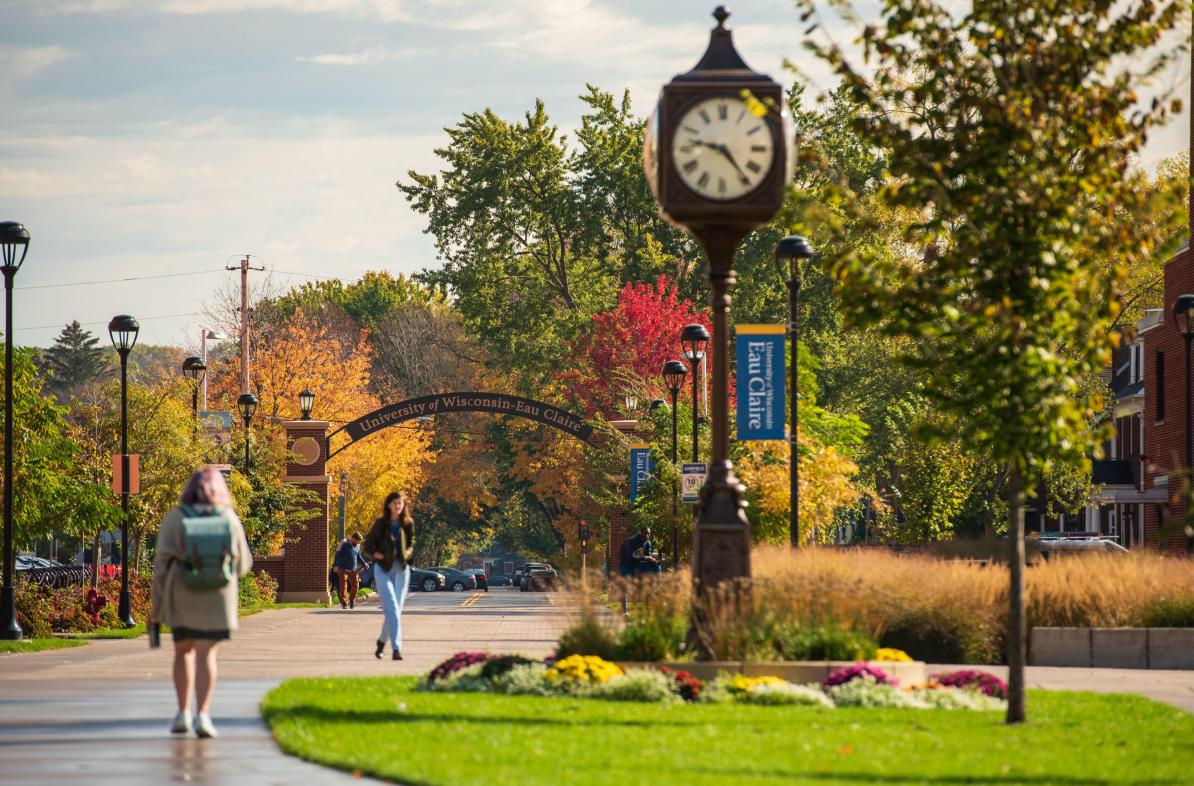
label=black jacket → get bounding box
[363,518,414,572]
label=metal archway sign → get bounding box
[328,391,594,458]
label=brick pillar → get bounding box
[281,420,331,604]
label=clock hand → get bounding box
[712,143,751,183]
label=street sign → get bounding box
[735,324,786,440]
[111,454,140,495]
[681,462,706,503]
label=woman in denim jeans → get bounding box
[363,492,414,660]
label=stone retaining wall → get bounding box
[1030,627,1194,669]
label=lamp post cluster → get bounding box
[774,236,814,547]
[0,222,30,640]
[108,314,140,627]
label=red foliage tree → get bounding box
[560,276,711,417]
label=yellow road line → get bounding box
[460,592,484,607]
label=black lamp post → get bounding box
[680,324,709,463]
[663,359,687,567]
[1173,294,1194,553]
[774,236,814,547]
[237,392,258,475]
[182,356,206,442]
[298,387,315,421]
[0,222,29,641]
[108,314,139,628]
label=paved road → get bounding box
[0,588,566,785]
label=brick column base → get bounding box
[280,420,332,605]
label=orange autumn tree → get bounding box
[208,309,432,544]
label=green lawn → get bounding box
[262,677,1194,786]
[0,638,88,654]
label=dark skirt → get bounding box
[171,627,231,641]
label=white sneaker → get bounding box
[170,711,192,734]
[194,712,218,739]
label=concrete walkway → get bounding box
[0,588,567,785]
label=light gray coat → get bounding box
[150,505,253,632]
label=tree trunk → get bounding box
[1006,461,1027,724]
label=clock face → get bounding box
[670,96,775,201]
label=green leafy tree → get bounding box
[43,321,110,398]
[805,0,1188,722]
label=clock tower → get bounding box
[645,6,789,591]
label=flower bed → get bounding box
[421,652,1006,712]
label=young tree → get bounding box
[805,0,1188,722]
[43,321,110,398]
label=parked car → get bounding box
[429,567,478,592]
[1031,536,1130,562]
[410,567,447,593]
[464,569,489,591]
[487,575,513,587]
[520,568,558,592]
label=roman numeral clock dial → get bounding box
[670,96,774,201]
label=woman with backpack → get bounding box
[149,467,252,739]
[363,491,414,660]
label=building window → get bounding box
[505,560,513,575]
[1156,350,1165,421]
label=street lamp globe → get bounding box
[108,315,140,355]
[0,222,30,273]
[182,355,206,381]
[680,323,710,361]
[298,387,315,420]
[623,392,640,416]
[662,359,687,393]
[772,235,814,279]
[237,392,258,423]
[1174,295,1194,336]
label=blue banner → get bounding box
[736,324,786,440]
[629,444,655,501]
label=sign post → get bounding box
[681,463,707,504]
[735,325,786,441]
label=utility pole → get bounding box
[226,255,264,394]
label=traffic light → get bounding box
[578,520,590,554]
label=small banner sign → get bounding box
[111,454,140,495]
[735,324,786,441]
[681,462,706,503]
[629,443,655,502]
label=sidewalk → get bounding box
[0,589,567,785]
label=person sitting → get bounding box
[618,526,663,577]
[332,532,368,609]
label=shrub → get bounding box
[587,670,679,703]
[491,664,553,696]
[913,687,1006,711]
[428,652,492,683]
[930,669,1008,699]
[556,611,620,661]
[827,677,928,708]
[480,655,537,681]
[824,663,895,688]
[875,647,913,662]
[616,616,689,661]
[545,654,623,687]
[238,571,278,609]
[425,664,490,693]
[880,603,999,664]
[771,623,877,661]
[1140,597,1194,627]
[738,682,834,707]
[659,667,703,701]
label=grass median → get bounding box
[0,638,88,654]
[262,676,1194,786]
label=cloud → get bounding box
[298,46,423,65]
[33,0,408,20]
[0,45,72,79]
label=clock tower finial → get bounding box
[713,5,730,28]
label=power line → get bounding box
[14,312,202,333]
[16,269,226,290]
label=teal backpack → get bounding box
[178,504,235,591]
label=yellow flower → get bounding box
[730,674,787,692]
[546,654,624,684]
[875,648,913,662]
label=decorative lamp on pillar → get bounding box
[773,235,814,548]
[298,387,315,421]
[644,6,791,594]
[237,392,258,475]
[108,314,140,628]
[623,392,640,418]
[0,222,29,641]
[1173,294,1194,553]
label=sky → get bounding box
[1,0,1189,350]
